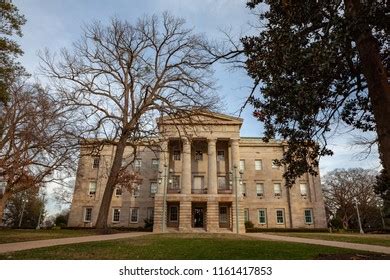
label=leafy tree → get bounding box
[54,209,70,228]
[374,169,390,228]
[40,13,218,229]
[242,0,389,188]
[0,0,26,104]
[3,188,45,228]
[323,168,383,230]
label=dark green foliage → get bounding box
[374,169,390,229]
[0,1,26,104]
[242,0,389,187]
[246,227,329,233]
[245,220,254,229]
[54,211,69,228]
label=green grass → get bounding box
[0,229,99,244]
[0,233,384,260]
[266,232,390,247]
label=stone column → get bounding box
[230,138,244,233]
[181,138,191,194]
[157,140,169,194]
[230,138,240,189]
[207,138,217,194]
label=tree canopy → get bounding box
[0,1,26,104]
[242,0,390,186]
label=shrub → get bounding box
[245,221,254,229]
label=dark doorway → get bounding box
[193,207,204,227]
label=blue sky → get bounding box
[13,0,381,213]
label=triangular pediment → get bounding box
[158,110,243,126]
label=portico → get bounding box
[153,112,245,233]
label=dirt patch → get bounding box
[316,253,390,260]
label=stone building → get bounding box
[67,112,327,232]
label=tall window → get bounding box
[195,151,203,161]
[150,181,158,195]
[115,186,122,196]
[255,160,262,171]
[193,176,204,193]
[84,207,92,222]
[276,209,284,224]
[219,206,228,224]
[92,157,100,169]
[273,183,282,197]
[244,208,249,222]
[256,183,264,197]
[89,181,97,195]
[112,208,120,222]
[134,158,142,171]
[258,209,267,224]
[173,150,181,161]
[169,206,178,222]
[151,159,159,169]
[239,160,245,171]
[132,184,141,197]
[304,209,313,224]
[147,207,154,222]
[300,183,308,196]
[242,182,247,196]
[130,208,139,223]
[170,175,180,190]
[217,150,225,161]
[217,176,227,189]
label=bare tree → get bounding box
[323,168,382,230]
[0,78,76,222]
[40,13,219,229]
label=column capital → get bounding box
[230,138,240,144]
[181,137,191,145]
[207,138,217,144]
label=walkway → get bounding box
[0,232,153,254]
[246,233,390,255]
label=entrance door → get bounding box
[194,207,204,227]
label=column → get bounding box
[207,138,217,194]
[157,140,169,194]
[181,138,191,194]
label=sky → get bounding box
[12,0,381,215]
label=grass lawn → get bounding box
[265,232,390,247]
[0,229,100,244]
[0,233,386,260]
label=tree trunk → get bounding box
[0,192,10,226]
[95,134,128,230]
[346,0,390,173]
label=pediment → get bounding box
[158,110,243,126]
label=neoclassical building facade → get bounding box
[67,112,327,232]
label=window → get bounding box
[272,159,279,169]
[84,207,92,222]
[132,184,141,197]
[112,208,120,222]
[255,160,262,171]
[151,159,159,169]
[115,186,122,196]
[276,209,284,224]
[217,151,225,161]
[217,176,227,189]
[170,175,180,190]
[169,206,178,222]
[239,160,245,171]
[173,150,181,161]
[242,182,247,196]
[134,158,142,171]
[304,209,313,224]
[89,181,97,195]
[256,183,264,197]
[92,157,100,169]
[258,209,267,224]
[195,151,203,161]
[150,181,158,195]
[193,176,204,193]
[219,206,228,223]
[244,208,249,222]
[130,208,139,223]
[273,183,282,197]
[300,183,308,196]
[147,207,154,222]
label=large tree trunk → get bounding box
[0,192,10,226]
[347,0,390,173]
[95,134,128,230]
